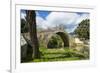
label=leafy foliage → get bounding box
[47,34,64,48]
[21,18,28,33]
[74,19,90,40]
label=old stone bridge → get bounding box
[22,28,73,48]
[37,29,70,48]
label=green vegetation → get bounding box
[47,34,64,48]
[21,19,28,33]
[21,11,90,63]
[74,19,90,40]
[31,47,89,62]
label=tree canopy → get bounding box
[74,19,90,40]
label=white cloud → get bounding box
[21,12,26,19]
[21,11,89,32]
[46,12,81,33]
[75,13,89,24]
[36,12,89,33]
[36,16,54,29]
[46,12,80,26]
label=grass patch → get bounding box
[32,47,88,62]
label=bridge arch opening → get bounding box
[47,32,69,49]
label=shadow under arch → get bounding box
[47,31,69,48]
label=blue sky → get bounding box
[36,11,88,20]
[36,10,51,19]
[21,10,89,33]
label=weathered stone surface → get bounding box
[21,28,71,48]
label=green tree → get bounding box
[74,19,90,40]
[47,34,63,48]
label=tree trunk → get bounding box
[26,10,40,59]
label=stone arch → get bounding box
[46,31,69,48]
